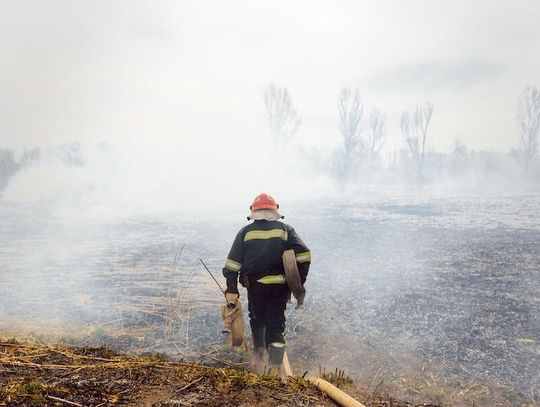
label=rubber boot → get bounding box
[267,343,285,366]
[253,346,266,374]
[267,343,286,382]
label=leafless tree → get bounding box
[0,148,42,196]
[57,143,83,167]
[448,139,469,178]
[453,139,467,157]
[335,88,364,185]
[263,83,302,148]
[367,108,386,162]
[517,86,540,172]
[338,88,363,157]
[0,149,20,194]
[400,103,434,182]
[19,148,41,166]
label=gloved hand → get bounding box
[226,277,239,295]
[225,291,239,308]
[294,286,306,309]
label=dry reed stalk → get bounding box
[177,376,204,392]
[46,395,84,406]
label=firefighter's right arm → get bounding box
[222,229,245,294]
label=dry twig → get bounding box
[177,376,204,392]
[46,395,84,406]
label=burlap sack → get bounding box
[221,297,244,347]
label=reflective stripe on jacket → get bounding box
[222,220,310,291]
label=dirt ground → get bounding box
[0,339,439,407]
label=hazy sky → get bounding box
[1,0,540,155]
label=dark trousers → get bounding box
[247,283,288,364]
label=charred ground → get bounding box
[0,339,435,407]
[0,193,539,406]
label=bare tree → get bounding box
[19,148,41,166]
[400,103,434,182]
[517,86,540,172]
[0,149,20,194]
[263,83,302,148]
[448,139,469,178]
[338,88,363,157]
[335,88,364,185]
[367,108,386,163]
[0,148,42,196]
[57,143,83,167]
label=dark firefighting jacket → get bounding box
[222,220,311,293]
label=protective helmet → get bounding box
[250,193,279,212]
[248,193,283,220]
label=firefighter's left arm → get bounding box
[286,226,311,284]
[222,229,245,294]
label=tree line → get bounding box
[1,87,538,198]
[263,83,540,188]
[0,143,83,197]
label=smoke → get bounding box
[1,152,539,405]
[1,2,539,404]
[3,136,537,220]
[1,139,337,220]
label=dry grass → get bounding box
[1,338,453,407]
[0,338,332,406]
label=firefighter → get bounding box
[222,193,311,373]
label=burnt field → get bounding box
[0,192,539,406]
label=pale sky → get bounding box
[1,0,540,155]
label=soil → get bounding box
[0,339,437,407]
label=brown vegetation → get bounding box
[0,339,438,407]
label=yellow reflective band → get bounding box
[295,251,311,263]
[244,229,288,242]
[256,274,287,285]
[268,342,286,348]
[224,258,241,272]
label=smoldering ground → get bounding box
[2,1,540,405]
[0,161,539,406]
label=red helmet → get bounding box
[250,193,279,212]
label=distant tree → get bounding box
[366,108,386,163]
[453,139,467,157]
[263,83,302,148]
[0,149,20,194]
[334,88,364,186]
[400,103,434,183]
[338,88,363,158]
[517,86,540,173]
[0,148,42,196]
[19,148,41,166]
[57,143,83,167]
